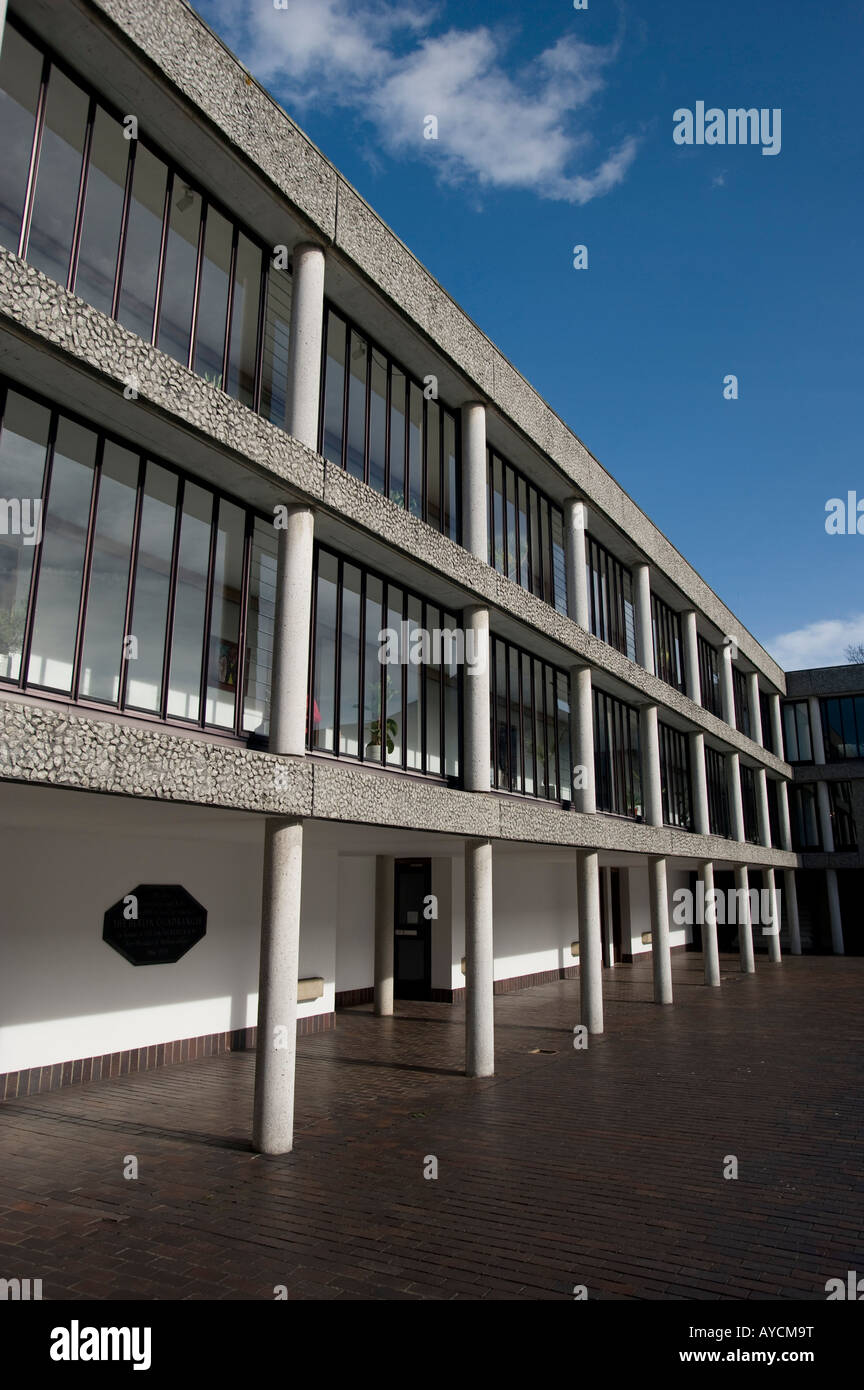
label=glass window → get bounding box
[0,391,50,681]
[27,67,89,287]
[0,25,43,254]
[156,179,201,366]
[405,593,422,770]
[74,107,129,316]
[311,549,337,751]
[425,603,442,776]
[385,586,403,766]
[505,467,517,579]
[346,330,367,480]
[27,418,97,691]
[557,672,571,803]
[79,441,138,703]
[205,499,245,728]
[594,687,642,818]
[407,383,423,518]
[166,482,212,721]
[388,368,406,507]
[521,653,534,796]
[517,477,529,590]
[363,574,383,757]
[551,508,566,615]
[443,612,460,779]
[443,412,457,543]
[426,400,441,533]
[491,454,505,572]
[368,349,387,496]
[339,563,361,757]
[126,462,177,713]
[192,207,232,389]
[260,265,292,430]
[243,519,277,735]
[116,144,168,344]
[226,232,261,407]
[321,309,347,466]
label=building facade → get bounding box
[0,0,819,1153]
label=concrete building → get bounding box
[0,0,817,1152]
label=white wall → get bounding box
[448,851,577,986]
[626,864,692,956]
[0,807,335,1075]
[336,857,374,993]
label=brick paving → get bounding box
[0,953,862,1301]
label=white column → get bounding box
[577,850,603,1034]
[826,869,845,956]
[569,665,595,814]
[287,243,326,448]
[373,855,395,1016]
[720,643,736,728]
[640,704,663,827]
[734,864,755,973]
[252,817,304,1155]
[649,857,673,1005]
[463,605,490,792]
[816,781,835,852]
[461,402,487,560]
[690,731,710,836]
[699,861,721,986]
[465,838,494,1076]
[763,867,782,963]
[777,780,793,851]
[564,499,590,629]
[682,611,701,705]
[269,506,315,756]
[755,767,772,848]
[747,672,763,745]
[727,752,745,842]
[769,692,784,759]
[783,868,802,955]
[634,563,654,674]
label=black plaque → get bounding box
[103,885,207,965]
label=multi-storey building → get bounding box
[0,0,806,1153]
[782,666,864,955]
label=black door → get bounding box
[394,859,432,1000]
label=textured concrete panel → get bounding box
[786,667,864,698]
[310,760,500,838]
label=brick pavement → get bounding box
[0,953,861,1300]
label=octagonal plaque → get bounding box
[103,885,207,965]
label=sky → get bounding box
[195,0,863,671]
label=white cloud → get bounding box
[767,614,864,671]
[205,1,637,204]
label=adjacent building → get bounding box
[0,0,846,1155]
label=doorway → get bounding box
[394,859,432,999]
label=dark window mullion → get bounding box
[251,247,267,415]
[234,510,253,737]
[18,54,51,260]
[150,166,173,343]
[221,225,239,391]
[118,454,146,712]
[67,94,96,293]
[70,433,103,702]
[159,474,185,722]
[18,404,58,687]
[187,200,208,371]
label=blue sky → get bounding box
[196,0,863,670]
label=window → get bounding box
[487,451,566,613]
[0,25,43,255]
[586,537,636,660]
[697,635,722,718]
[307,545,461,779]
[733,667,751,738]
[760,691,775,754]
[319,306,460,541]
[658,723,692,829]
[828,781,856,849]
[821,695,864,762]
[651,594,684,691]
[490,636,570,802]
[790,785,821,851]
[593,688,642,819]
[705,746,730,838]
[782,700,813,763]
[740,765,760,844]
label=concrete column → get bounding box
[287,243,326,448]
[634,563,654,674]
[699,861,721,986]
[763,867,782,963]
[461,402,487,561]
[269,505,315,757]
[816,781,835,852]
[747,672,763,746]
[777,780,793,851]
[727,752,745,842]
[825,868,845,956]
[720,643,736,728]
[755,767,772,849]
[252,817,304,1155]
[734,864,755,974]
[569,665,596,814]
[0,3,7,59]
[564,498,590,629]
[689,731,710,836]
[373,855,395,1016]
[682,611,701,705]
[577,850,603,1034]
[464,838,494,1077]
[808,696,826,764]
[783,868,802,955]
[769,692,784,758]
[649,857,673,1005]
[640,704,663,827]
[463,605,491,792]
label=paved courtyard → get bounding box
[1,953,861,1301]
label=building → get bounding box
[782,666,864,955]
[0,0,818,1155]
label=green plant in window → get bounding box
[366,715,398,754]
[201,368,224,391]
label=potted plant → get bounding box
[366,714,398,759]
